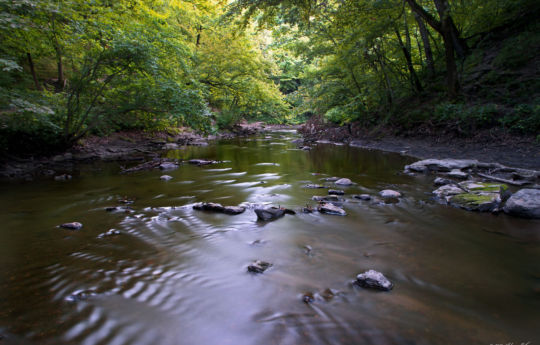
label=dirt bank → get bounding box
[299,120,540,171]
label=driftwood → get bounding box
[477,173,531,186]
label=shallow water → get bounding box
[0,130,539,345]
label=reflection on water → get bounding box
[0,130,539,345]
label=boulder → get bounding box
[247,260,272,274]
[503,189,540,219]
[335,178,353,186]
[160,175,173,181]
[193,202,245,215]
[405,159,478,173]
[317,203,346,216]
[379,190,402,199]
[355,270,393,291]
[254,207,295,221]
[59,222,83,230]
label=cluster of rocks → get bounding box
[406,159,540,218]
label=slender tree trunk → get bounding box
[196,25,202,46]
[393,25,423,92]
[433,0,459,97]
[56,48,65,91]
[414,13,435,77]
[26,52,42,91]
[374,46,393,104]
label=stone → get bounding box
[97,229,121,238]
[302,206,315,213]
[59,222,83,230]
[65,289,97,302]
[303,184,326,189]
[449,193,501,212]
[188,159,216,165]
[434,177,454,186]
[503,189,540,219]
[301,146,312,151]
[247,260,272,274]
[448,169,469,179]
[163,143,179,150]
[302,292,315,304]
[159,162,178,170]
[458,181,508,194]
[379,190,402,199]
[193,202,245,215]
[353,194,371,201]
[405,159,478,173]
[160,175,173,181]
[312,195,340,202]
[356,270,393,291]
[323,177,340,182]
[318,203,346,216]
[54,174,72,181]
[328,189,345,195]
[432,184,465,200]
[335,178,353,186]
[254,207,295,221]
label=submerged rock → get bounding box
[97,229,121,238]
[353,194,371,201]
[254,207,295,221]
[318,203,346,216]
[160,175,173,181]
[193,202,245,215]
[503,189,540,219]
[65,289,97,303]
[188,159,218,166]
[355,270,393,291]
[328,189,345,195]
[303,184,326,189]
[323,177,340,182]
[247,260,272,274]
[105,206,134,213]
[59,222,83,230]
[312,195,341,202]
[335,178,353,186]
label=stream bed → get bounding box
[0,130,539,345]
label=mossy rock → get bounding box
[449,192,500,212]
[458,181,508,193]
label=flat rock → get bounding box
[503,189,540,219]
[193,202,245,215]
[448,169,469,179]
[449,192,501,212]
[328,189,345,195]
[379,190,402,199]
[356,270,393,291]
[405,159,478,173]
[59,222,83,230]
[433,184,465,200]
[247,260,272,274]
[160,175,173,181]
[335,178,353,186]
[317,203,346,216]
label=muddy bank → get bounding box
[299,120,540,170]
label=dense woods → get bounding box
[1,0,539,155]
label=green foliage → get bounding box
[498,103,540,134]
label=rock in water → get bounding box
[434,177,454,186]
[317,203,346,216]
[448,169,469,179]
[353,194,371,201]
[247,260,272,274]
[379,190,402,199]
[328,189,345,195]
[312,195,340,202]
[59,222,83,230]
[254,207,294,221]
[335,178,353,186]
[159,162,178,170]
[356,270,393,291]
[303,184,325,189]
[160,175,173,181]
[193,202,245,215]
[503,189,540,219]
[188,159,217,165]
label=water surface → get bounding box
[1,130,539,345]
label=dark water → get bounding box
[1,130,539,345]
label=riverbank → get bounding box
[299,121,540,171]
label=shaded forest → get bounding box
[1,0,539,155]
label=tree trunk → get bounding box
[433,0,459,97]
[394,25,423,92]
[196,25,202,46]
[414,13,435,77]
[26,52,42,91]
[374,45,394,105]
[55,46,65,92]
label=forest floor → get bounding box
[299,123,540,170]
